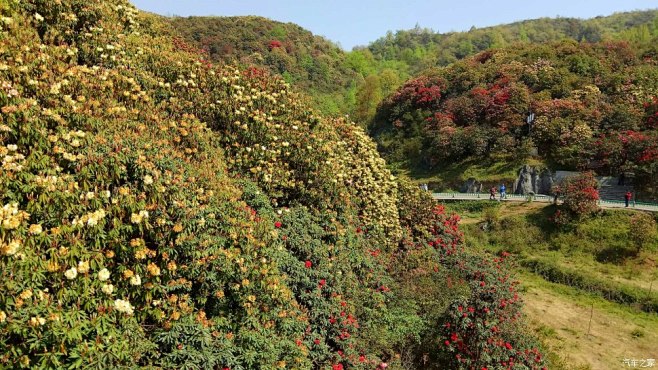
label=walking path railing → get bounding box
[431,193,658,212]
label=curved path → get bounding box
[432,192,658,212]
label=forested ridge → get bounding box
[169,10,658,123]
[370,38,658,195]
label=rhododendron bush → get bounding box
[0,1,545,368]
[372,40,658,184]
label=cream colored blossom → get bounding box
[143,175,153,185]
[29,317,44,327]
[131,210,149,224]
[134,248,147,260]
[98,268,110,281]
[101,284,114,295]
[34,13,44,22]
[19,290,32,300]
[28,224,42,235]
[1,239,21,256]
[1,202,30,230]
[0,310,6,322]
[64,267,77,280]
[147,262,160,276]
[114,299,134,315]
[130,274,141,286]
[77,260,89,274]
[130,213,142,224]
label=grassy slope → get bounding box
[522,273,658,370]
[403,156,546,191]
[441,200,658,369]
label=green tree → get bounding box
[629,213,657,252]
[355,75,382,125]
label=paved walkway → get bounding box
[432,193,658,212]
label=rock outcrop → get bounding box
[461,177,483,193]
[513,165,554,195]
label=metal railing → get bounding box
[431,192,658,211]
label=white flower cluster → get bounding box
[33,175,64,192]
[1,202,30,230]
[64,267,77,280]
[51,130,87,162]
[114,299,134,315]
[101,284,114,295]
[28,224,42,235]
[28,316,46,327]
[115,4,140,31]
[130,210,149,224]
[98,268,110,281]
[0,239,21,256]
[1,81,18,97]
[72,209,107,227]
[129,274,141,286]
[77,260,89,274]
[1,144,26,172]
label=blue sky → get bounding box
[131,0,657,50]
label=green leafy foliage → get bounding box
[371,39,658,196]
[167,16,359,115]
[0,1,549,368]
[628,213,657,252]
[552,172,600,225]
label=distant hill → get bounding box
[364,10,658,74]
[369,38,658,197]
[168,11,658,123]
[168,16,359,114]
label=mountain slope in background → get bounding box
[169,10,658,123]
[168,16,359,115]
[369,38,658,198]
[365,10,658,73]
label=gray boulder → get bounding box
[513,165,554,195]
[461,177,483,193]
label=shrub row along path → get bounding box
[432,193,658,212]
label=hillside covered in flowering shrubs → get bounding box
[168,16,359,116]
[371,39,658,192]
[0,1,545,368]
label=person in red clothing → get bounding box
[625,191,632,207]
[489,186,496,200]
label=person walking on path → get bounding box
[625,191,632,207]
[499,183,506,201]
[489,186,496,200]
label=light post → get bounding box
[525,111,535,134]
[525,111,538,157]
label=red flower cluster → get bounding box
[268,40,283,50]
